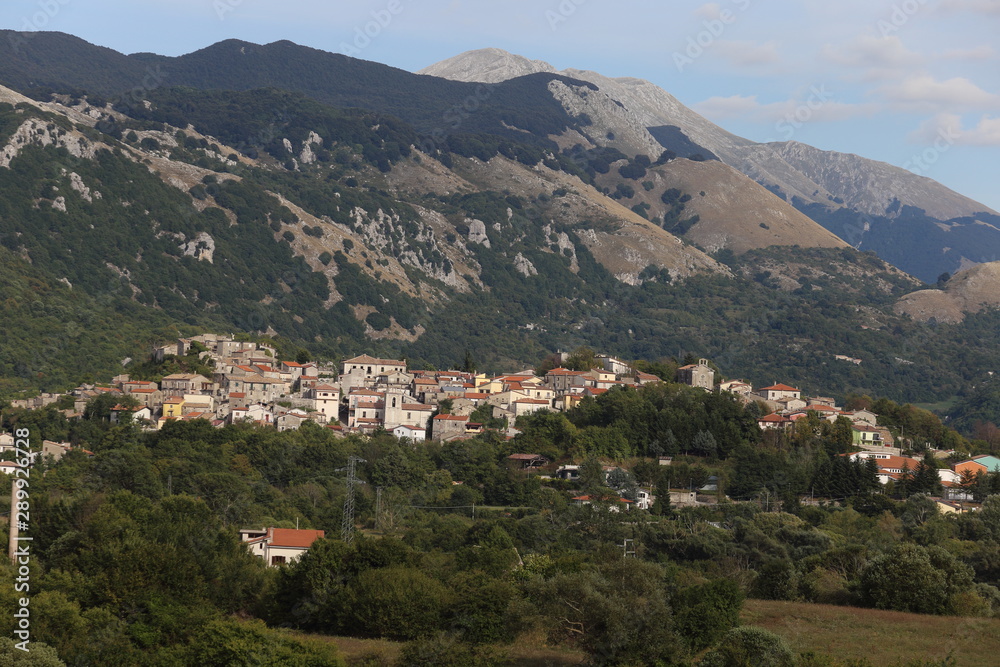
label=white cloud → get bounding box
[822,34,925,81]
[694,91,877,124]
[967,116,1000,144]
[823,34,923,69]
[909,112,1000,146]
[879,74,1000,111]
[908,113,964,143]
[941,45,996,60]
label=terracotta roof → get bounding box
[229,393,246,398]
[313,384,339,391]
[760,384,800,392]
[516,399,551,404]
[464,393,489,399]
[572,494,633,503]
[433,414,468,421]
[759,414,789,423]
[402,404,433,410]
[343,354,406,366]
[268,528,325,549]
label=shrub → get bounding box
[699,626,794,667]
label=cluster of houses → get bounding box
[3,342,998,519]
[29,336,665,443]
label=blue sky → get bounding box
[3,0,999,212]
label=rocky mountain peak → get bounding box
[418,48,556,83]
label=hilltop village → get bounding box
[4,334,993,504]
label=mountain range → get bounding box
[1,32,1000,413]
[421,48,1000,283]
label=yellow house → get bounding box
[162,397,186,418]
[478,378,505,394]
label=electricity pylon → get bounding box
[341,456,365,543]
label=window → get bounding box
[271,555,286,566]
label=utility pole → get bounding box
[341,456,365,544]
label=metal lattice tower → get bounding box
[341,456,365,543]
[621,538,636,559]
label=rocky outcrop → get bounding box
[419,47,556,83]
[513,252,537,277]
[180,232,216,263]
[466,218,490,247]
[1,118,101,168]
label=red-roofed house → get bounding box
[311,383,340,422]
[393,424,427,441]
[572,494,634,512]
[755,384,801,401]
[758,413,791,431]
[341,354,406,378]
[432,414,468,442]
[507,453,549,469]
[240,527,325,567]
[545,368,588,392]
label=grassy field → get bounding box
[743,599,1000,666]
[286,600,1000,665]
